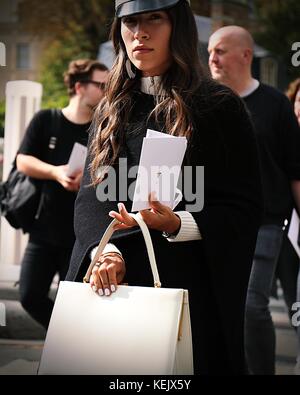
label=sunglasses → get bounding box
[81,80,107,90]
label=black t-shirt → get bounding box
[243,83,300,225]
[18,109,90,247]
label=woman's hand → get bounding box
[90,252,126,296]
[109,192,181,234]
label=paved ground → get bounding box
[0,339,42,375]
[0,280,47,375]
[0,281,298,375]
[270,296,299,375]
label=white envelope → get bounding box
[131,130,187,212]
[288,209,300,258]
[66,142,87,177]
[146,129,178,139]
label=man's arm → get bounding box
[17,154,81,192]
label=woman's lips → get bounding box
[133,49,154,54]
[134,49,153,55]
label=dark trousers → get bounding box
[276,234,299,322]
[245,225,284,375]
[19,238,73,329]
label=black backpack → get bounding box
[0,109,60,233]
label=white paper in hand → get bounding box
[131,130,187,212]
[66,142,87,177]
[288,209,300,258]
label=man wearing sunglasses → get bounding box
[15,59,109,329]
[82,80,107,91]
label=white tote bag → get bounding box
[38,213,194,375]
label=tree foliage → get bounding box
[254,0,300,80]
[18,0,115,107]
[39,28,92,108]
[18,0,115,57]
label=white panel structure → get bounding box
[0,81,42,281]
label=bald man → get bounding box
[208,26,255,95]
[208,26,300,375]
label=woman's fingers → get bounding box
[117,202,137,224]
[91,261,111,296]
[90,254,125,296]
[90,265,110,296]
[107,192,178,234]
[113,223,132,231]
[148,192,167,213]
[109,198,166,229]
[109,202,137,227]
[91,266,104,296]
[98,264,112,296]
[106,263,118,293]
[140,193,180,232]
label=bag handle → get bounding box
[34,109,61,221]
[83,213,162,288]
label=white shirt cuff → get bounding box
[166,211,202,242]
[90,243,122,260]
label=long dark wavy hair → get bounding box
[286,78,300,105]
[90,0,208,185]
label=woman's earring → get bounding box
[125,59,136,79]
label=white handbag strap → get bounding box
[84,213,162,288]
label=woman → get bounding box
[286,78,300,126]
[66,0,263,374]
[286,77,300,375]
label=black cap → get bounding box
[115,0,190,18]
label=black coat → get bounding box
[66,82,263,374]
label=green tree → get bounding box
[40,28,92,108]
[18,0,115,107]
[254,0,300,80]
[18,0,115,58]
